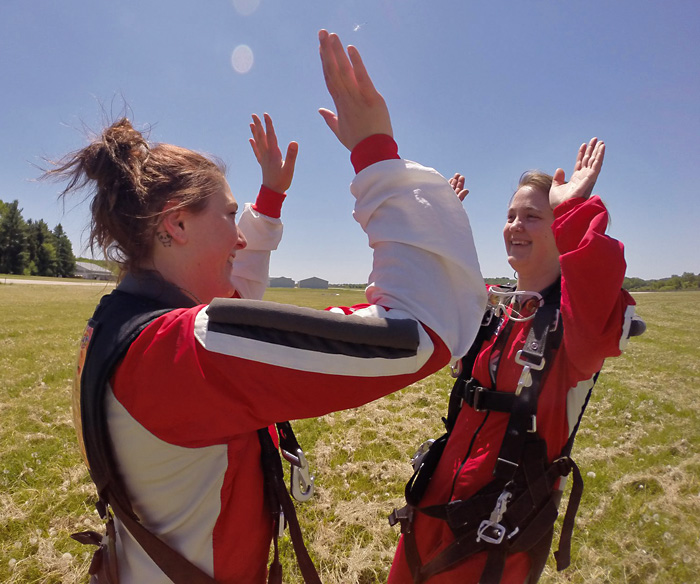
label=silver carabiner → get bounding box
[282,447,315,502]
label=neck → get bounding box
[516,270,560,294]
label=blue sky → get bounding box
[1,1,698,283]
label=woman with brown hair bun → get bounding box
[55,29,486,584]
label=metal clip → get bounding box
[476,490,512,545]
[282,447,315,502]
[515,364,532,395]
[278,508,286,538]
[411,439,435,472]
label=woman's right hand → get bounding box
[317,30,393,151]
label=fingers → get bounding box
[318,108,340,138]
[590,140,605,173]
[552,168,566,187]
[347,45,377,96]
[263,113,278,152]
[284,141,299,174]
[574,142,587,172]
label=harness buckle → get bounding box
[515,350,545,371]
[476,490,512,545]
[515,364,533,395]
[388,505,414,533]
[411,439,436,472]
[282,447,315,502]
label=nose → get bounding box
[510,215,524,231]
[236,230,248,250]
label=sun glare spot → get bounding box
[231,45,254,74]
[232,0,260,16]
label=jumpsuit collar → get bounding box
[117,271,200,309]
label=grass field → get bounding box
[0,282,698,583]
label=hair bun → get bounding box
[83,119,149,192]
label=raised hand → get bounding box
[449,173,470,201]
[249,113,298,193]
[549,137,605,208]
[318,29,393,151]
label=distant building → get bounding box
[74,261,115,281]
[269,276,295,288]
[298,277,328,289]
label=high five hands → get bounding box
[318,29,393,151]
[549,137,605,208]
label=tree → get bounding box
[26,219,58,276]
[0,200,29,274]
[53,223,76,277]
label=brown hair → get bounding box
[516,170,553,196]
[46,118,226,274]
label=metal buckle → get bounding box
[278,508,286,538]
[514,350,545,371]
[282,447,315,502]
[471,386,486,412]
[450,359,463,378]
[476,490,512,545]
[411,439,435,472]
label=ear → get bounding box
[159,206,188,245]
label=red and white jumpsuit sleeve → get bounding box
[230,185,286,301]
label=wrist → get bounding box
[253,185,286,218]
[350,134,400,173]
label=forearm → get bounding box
[555,196,633,371]
[230,187,285,300]
[351,157,486,360]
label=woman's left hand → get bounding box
[549,137,605,208]
[448,173,470,201]
[249,113,299,193]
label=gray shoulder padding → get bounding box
[206,298,419,351]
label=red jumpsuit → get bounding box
[389,195,636,583]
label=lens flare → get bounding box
[231,45,254,74]
[232,0,260,16]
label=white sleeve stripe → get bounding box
[193,308,434,377]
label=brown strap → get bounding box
[108,494,219,584]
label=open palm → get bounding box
[549,138,605,208]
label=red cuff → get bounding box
[350,134,400,174]
[553,196,588,219]
[252,185,286,219]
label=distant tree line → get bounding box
[623,273,699,291]
[0,199,76,277]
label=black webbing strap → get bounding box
[554,458,583,570]
[492,302,561,482]
[258,427,322,584]
[405,439,574,583]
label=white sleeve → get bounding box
[230,202,282,300]
[351,159,486,360]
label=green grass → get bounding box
[0,285,698,583]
